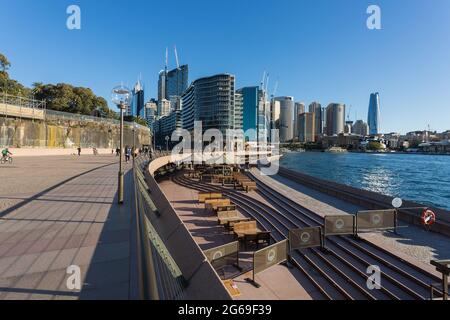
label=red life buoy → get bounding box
[421,209,436,226]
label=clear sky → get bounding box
[1,0,449,134]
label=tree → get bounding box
[1,52,118,118]
[0,53,10,72]
[367,141,385,151]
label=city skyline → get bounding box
[1,0,450,134]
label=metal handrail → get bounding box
[1,92,148,131]
[133,156,187,300]
[1,92,46,110]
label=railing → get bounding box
[1,93,46,110]
[133,155,187,300]
[1,92,149,131]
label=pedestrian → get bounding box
[125,145,131,163]
[77,147,81,156]
[116,147,120,156]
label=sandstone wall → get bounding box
[0,117,151,149]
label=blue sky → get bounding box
[1,0,449,133]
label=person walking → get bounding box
[77,147,81,156]
[116,147,120,156]
[125,145,131,163]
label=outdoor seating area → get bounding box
[196,190,271,251]
[232,172,258,193]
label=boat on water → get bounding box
[325,147,348,153]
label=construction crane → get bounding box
[174,45,180,69]
[265,74,270,97]
[271,79,279,99]
[260,71,267,91]
[165,47,168,72]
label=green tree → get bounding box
[367,141,385,150]
[1,52,120,119]
[0,53,11,72]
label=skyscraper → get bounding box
[325,103,346,136]
[368,92,381,135]
[180,74,236,137]
[236,86,268,141]
[308,102,323,136]
[294,102,305,140]
[275,96,295,142]
[157,99,171,118]
[234,92,243,132]
[167,65,189,98]
[158,70,167,102]
[131,79,145,118]
[144,99,157,131]
[298,112,315,143]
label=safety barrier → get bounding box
[430,259,449,300]
[356,209,397,233]
[134,155,231,300]
[246,240,288,288]
[289,227,323,251]
[324,215,356,236]
[204,241,241,278]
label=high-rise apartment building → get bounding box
[234,92,243,132]
[368,92,381,135]
[325,103,346,136]
[275,96,295,142]
[308,102,323,137]
[298,112,315,143]
[236,86,268,141]
[180,74,236,138]
[294,102,305,140]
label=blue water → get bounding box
[280,152,450,210]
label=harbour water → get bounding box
[280,152,450,210]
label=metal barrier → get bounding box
[246,239,288,288]
[324,215,356,236]
[356,209,397,234]
[203,241,241,278]
[323,215,356,249]
[134,160,187,300]
[289,227,323,251]
[430,259,449,300]
[138,155,232,300]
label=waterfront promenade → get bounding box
[0,155,138,299]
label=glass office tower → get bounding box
[368,92,381,135]
[167,65,189,98]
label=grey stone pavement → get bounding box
[0,155,137,300]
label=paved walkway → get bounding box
[0,155,137,300]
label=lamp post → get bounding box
[111,85,132,205]
[165,135,169,153]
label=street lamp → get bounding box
[111,85,132,205]
[132,122,138,164]
[165,135,170,153]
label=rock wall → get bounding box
[0,117,151,149]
